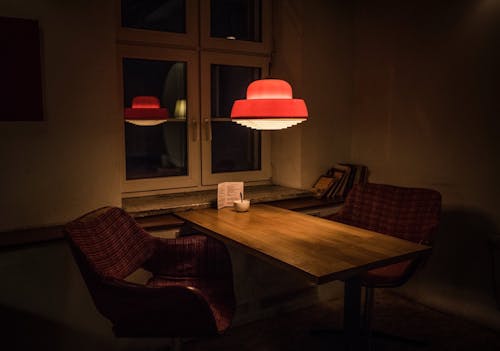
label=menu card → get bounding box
[217,182,244,209]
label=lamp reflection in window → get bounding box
[174,98,186,119]
[125,96,168,126]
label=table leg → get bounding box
[344,276,362,351]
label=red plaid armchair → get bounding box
[325,183,441,337]
[65,207,235,338]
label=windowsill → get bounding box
[123,184,313,218]
[1,186,335,248]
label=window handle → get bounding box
[204,118,212,142]
[191,118,198,142]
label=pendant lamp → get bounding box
[230,79,308,130]
[125,96,168,126]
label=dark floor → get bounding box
[183,290,500,351]
[2,289,500,350]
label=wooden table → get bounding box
[176,204,431,350]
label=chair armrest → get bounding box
[144,234,233,279]
[93,277,218,336]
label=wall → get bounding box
[271,0,305,188]
[0,2,347,346]
[0,0,122,232]
[273,0,500,330]
[271,0,354,188]
[300,0,354,187]
[0,1,137,349]
[351,0,500,329]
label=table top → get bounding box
[176,204,431,284]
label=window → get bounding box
[210,63,261,174]
[210,0,261,42]
[200,0,271,53]
[119,45,200,193]
[123,58,187,180]
[200,52,270,184]
[121,0,186,33]
[118,0,271,195]
[118,0,198,48]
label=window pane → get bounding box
[125,122,187,179]
[211,0,261,42]
[123,58,187,179]
[121,0,186,34]
[211,64,260,117]
[211,122,261,173]
[210,63,261,173]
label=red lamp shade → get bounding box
[124,96,168,126]
[230,79,308,130]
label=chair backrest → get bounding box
[65,207,155,280]
[333,183,441,244]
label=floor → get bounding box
[3,289,500,351]
[183,290,500,351]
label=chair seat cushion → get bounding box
[361,259,413,286]
[147,277,234,333]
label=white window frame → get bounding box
[119,44,201,194]
[117,0,273,196]
[200,51,271,185]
